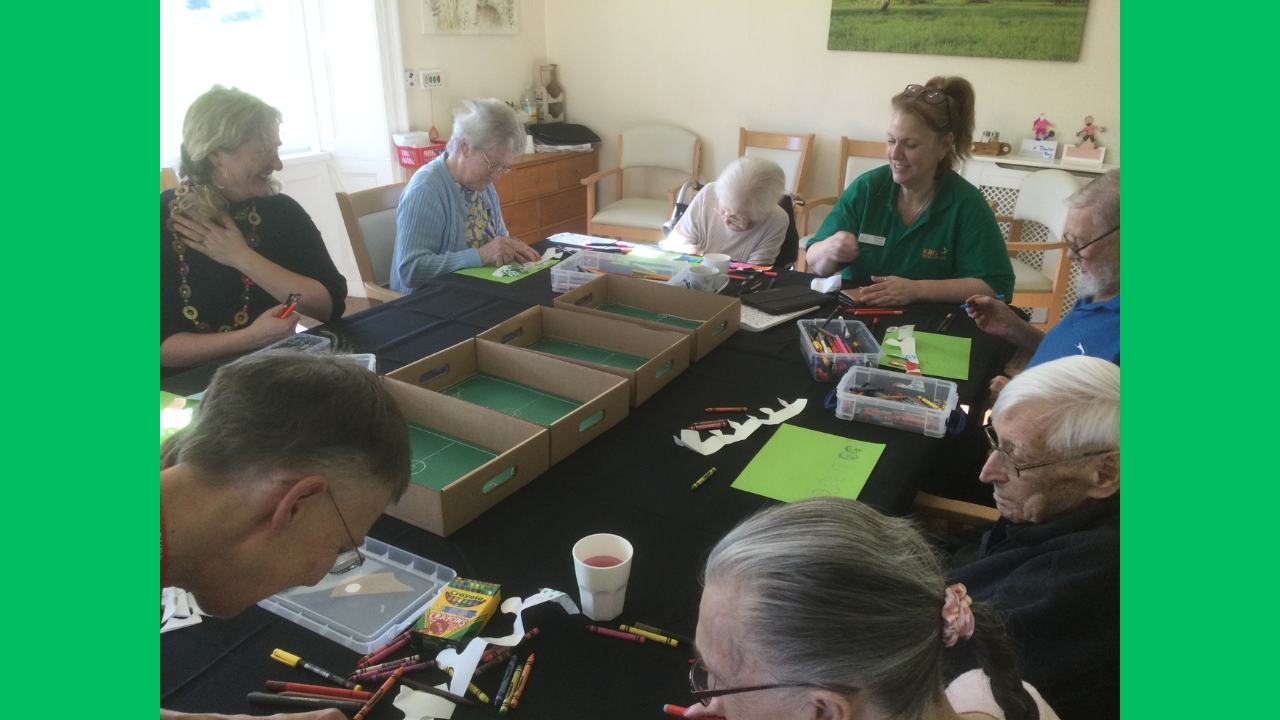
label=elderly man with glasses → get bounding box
[946,355,1120,720]
[965,169,1120,394]
[391,98,540,291]
[160,352,410,720]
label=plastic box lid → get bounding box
[551,249,691,293]
[258,538,456,653]
[834,366,959,438]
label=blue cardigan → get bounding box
[391,152,508,292]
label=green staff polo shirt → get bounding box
[807,165,1015,298]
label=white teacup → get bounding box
[702,253,731,274]
[572,534,634,622]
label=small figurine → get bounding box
[1075,116,1107,149]
[1032,114,1055,141]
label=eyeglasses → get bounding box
[903,84,952,127]
[983,422,1114,478]
[1064,225,1119,258]
[715,205,749,226]
[479,149,513,176]
[689,659,859,706]
[326,488,365,575]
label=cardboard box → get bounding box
[380,379,550,537]
[553,274,740,362]
[476,306,691,407]
[387,339,629,465]
[416,578,502,641]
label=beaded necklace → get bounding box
[168,183,262,333]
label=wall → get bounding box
[399,0,549,137]
[544,0,1120,203]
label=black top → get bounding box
[160,189,347,343]
[947,495,1120,720]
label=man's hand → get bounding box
[964,294,1023,339]
[478,236,541,266]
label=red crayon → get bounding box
[664,704,725,719]
[353,666,403,720]
[687,420,728,431]
[846,308,903,315]
[478,627,539,665]
[277,292,301,318]
[353,655,426,679]
[587,625,645,643]
[475,649,513,676]
[704,407,748,413]
[362,660,431,682]
[265,681,372,701]
[357,634,410,669]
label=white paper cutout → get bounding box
[673,399,807,456]
[161,587,208,633]
[392,684,457,720]
[811,276,841,293]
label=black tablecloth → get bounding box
[160,249,1014,719]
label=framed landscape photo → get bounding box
[827,0,1090,62]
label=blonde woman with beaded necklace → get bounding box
[806,78,1014,307]
[161,85,347,375]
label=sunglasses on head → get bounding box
[903,84,953,129]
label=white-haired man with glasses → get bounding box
[965,169,1119,394]
[947,355,1119,720]
[160,352,411,720]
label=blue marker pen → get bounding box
[959,293,1006,310]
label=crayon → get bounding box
[479,628,538,665]
[846,308,904,315]
[664,704,725,719]
[619,624,680,646]
[362,660,432,682]
[687,420,728,431]
[356,630,413,668]
[634,623,695,646]
[264,681,371,701]
[270,649,360,690]
[587,625,646,643]
[493,657,519,708]
[499,661,523,715]
[704,407,748,413]
[279,691,369,701]
[690,467,717,491]
[357,634,411,669]
[246,692,363,713]
[400,677,476,707]
[958,293,1006,310]
[352,665,403,720]
[509,653,534,709]
[277,292,300,318]
[475,648,513,676]
[353,655,428,679]
[916,395,941,410]
[441,665,491,703]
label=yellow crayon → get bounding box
[916,395,940,410]
[691,467,717,491]
[441,665,490,704]
[510,654,534,709]
[499,663,523,715]
[619,624,680,647]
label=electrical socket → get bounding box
[405,70,418,89]
[421,69,444,88]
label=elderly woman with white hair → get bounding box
[391,98,541,291]
[686,496,1057,720]
[949,355,1120,720]
[660,156,789,265]
[161,85,348,374]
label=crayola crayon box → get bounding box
[415,577,502,642]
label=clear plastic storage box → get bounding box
[797,318,883,381]
[258,538,455,653]
[834,366,959,438]
[551,249,691,293]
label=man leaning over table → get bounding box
[159,352,411,720]
[965,169,1120,395]
[945,355,1120,720]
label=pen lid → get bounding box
[271,648,301,667]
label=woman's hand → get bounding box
[478,236,542,266]
[963,295,1021,339]
[857,276,918,307]
[171,211,254,269]
[243,305,298,348]
[805,231,860,278]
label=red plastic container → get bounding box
[396,142,447,168]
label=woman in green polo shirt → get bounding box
[806,77,1015,306]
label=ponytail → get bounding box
[967,602,1039,720]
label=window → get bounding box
[159,0,319,167]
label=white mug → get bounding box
[688,265,728,293]
[572,534,634,621]
[702,253,731,274]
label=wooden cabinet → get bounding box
[493,149,597,244]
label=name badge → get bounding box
[858,233,886,247]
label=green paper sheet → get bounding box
[912,331,972,381]
[441,373,582,425]
[406,422,499,491]
[160,391,199,443]
[453,257,561,284]
[597,302,702,330]
[731,424,886,503]
[527,337,647,370]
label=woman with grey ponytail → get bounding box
[685,497,1056,720]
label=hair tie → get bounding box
[941,583,975,647]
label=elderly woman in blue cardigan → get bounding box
[391,98,540,291]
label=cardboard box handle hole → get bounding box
[653,361,672,379]
[711,321,727,336]
[482,466,517,493]
[498,328,523,344]
[578,409,605,432]
[418,364,449,383]
[574,293,594,306]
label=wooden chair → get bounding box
[335,182,408,305]
[996,170,1082,329]
[794,138,889,271]
[738,128,815,197]
[161,167,179,192]
[583,125,700,244]
[912,491,1000,535]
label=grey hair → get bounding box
[716,156,785,223]
[160,352,412,501]
[446,98,526,155]
[175,85,283,219]
[993,355,1120,456]
[1066,168,1119,233]
[704,497,1037,720]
